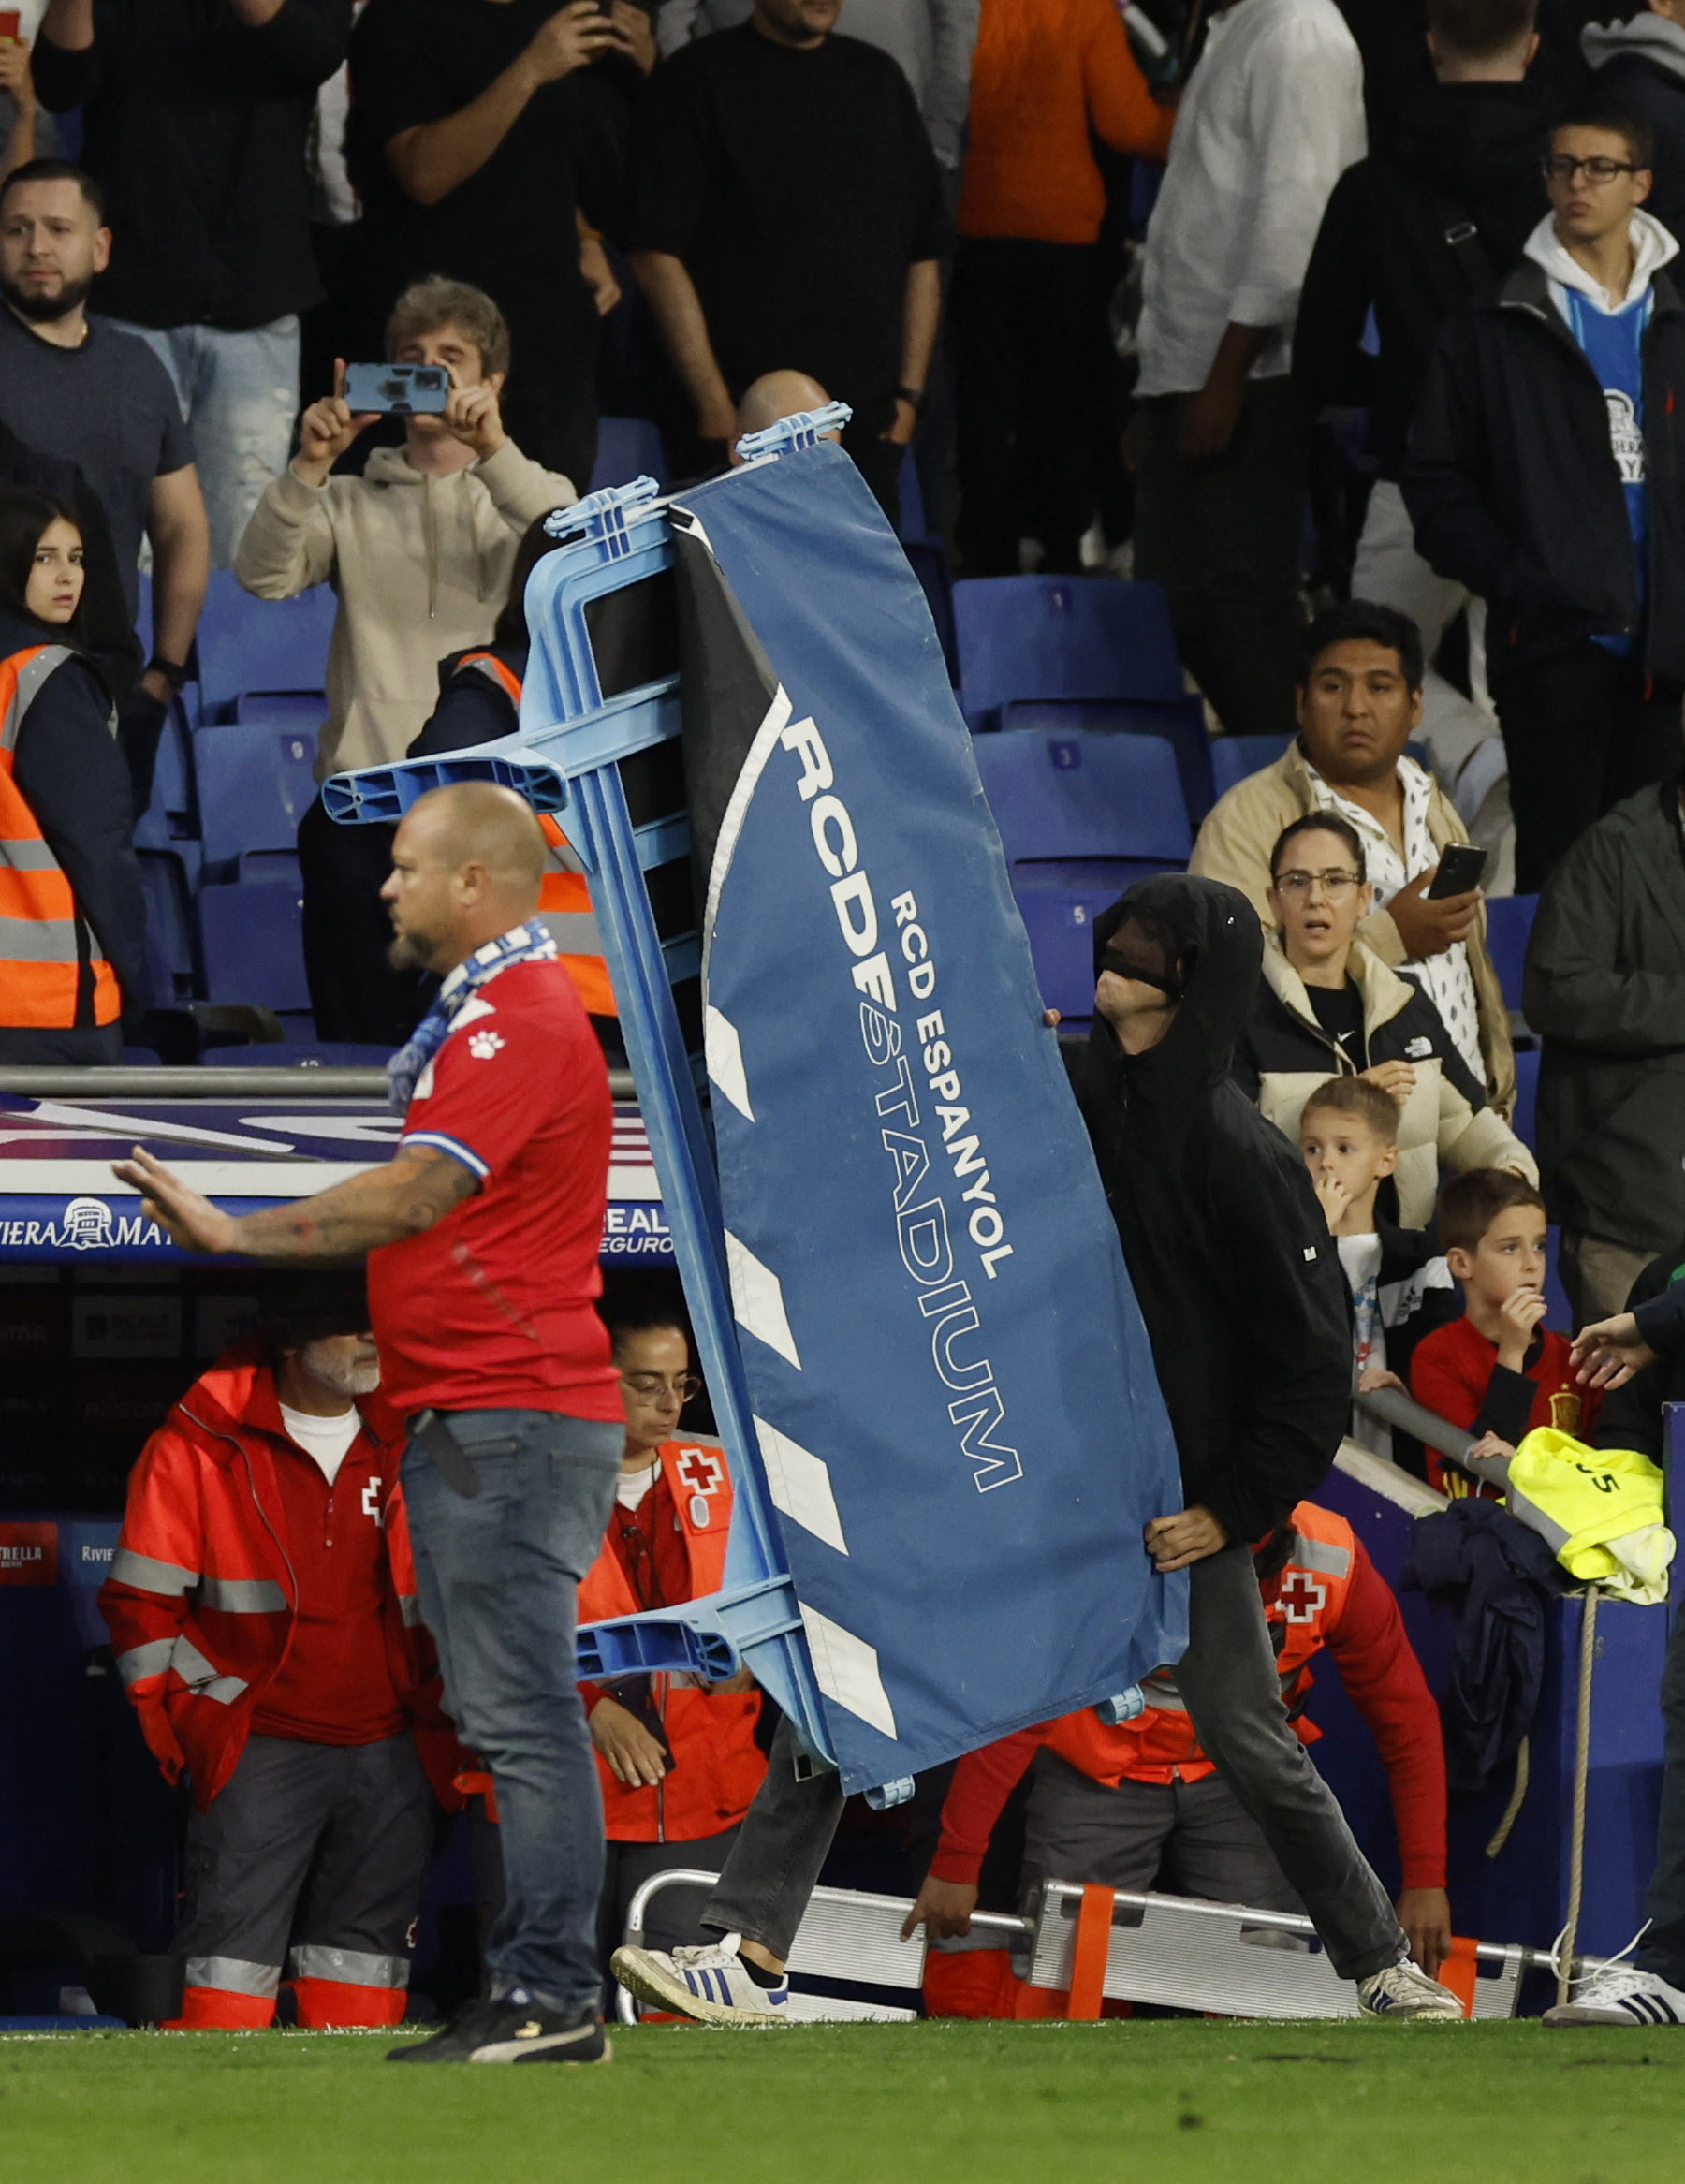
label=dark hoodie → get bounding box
[1295,80,1554,476]
[1065,877,1354,1546]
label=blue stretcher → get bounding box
[325,413,1182,1802]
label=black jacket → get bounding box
[1594,1245,1685,1460]
[1589,41,1685,243]
[0,608,145,1043]
[1065,877,1354,1546]
[1524,780,1685,1257]
[34,0,349,330]
[1404,257,1685,678]
[1295,81,1551,477]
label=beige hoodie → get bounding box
[234,441,577,780]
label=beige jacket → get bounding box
[234,442,577,780]
[1249,940,1537,1230]
[1189,740,1516,1115]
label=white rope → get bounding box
[1556,1587,1601,2008]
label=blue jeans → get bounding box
[110,315,300,566]
[402,1408,622,2017]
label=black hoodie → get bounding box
[1065,877,1354,1546]
[1295,80,1554,476]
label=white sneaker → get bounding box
[1355,1956,1466,2020]
[609,1932,790,2027]
[1544,1962,1685,2026]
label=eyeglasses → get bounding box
[620,1370,703,1402]
[1271,868,1364,898]
[1543,155,1643,186]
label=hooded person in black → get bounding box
[1064,875,1464,2013]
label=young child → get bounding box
[1299,1077,1457,1462]
[1410,1168,1602,1496]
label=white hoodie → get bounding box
[1522,205,1680,314]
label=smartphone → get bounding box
[1426,843,1488,899]
[0,12,22,37]
[343,362,450,416]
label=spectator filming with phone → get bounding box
[233,275,576,1048]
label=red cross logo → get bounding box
[674,1446,725,1498]
[1278,1571,1327,1625]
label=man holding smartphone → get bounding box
[1193,599,1517,1118]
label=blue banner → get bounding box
[673,446,1186,1792]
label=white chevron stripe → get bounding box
[705,1005,754,1121]
[799,1602,897,1740]
[725,1230,800,1368]
[755,1417,847,1555]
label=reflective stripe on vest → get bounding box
[168,1634,249,1705]
[0,644,120,1028]
[198,1576,287,1614]
[110,1548,199,1596]
[457,656,619,1019]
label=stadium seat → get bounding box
[198,875,311,1018]
[195,568,335,717]
[133,699,197,855]
[1484,893,1538,1016]
[136,848,197,1008]
[590,416,668,492]
[1513,1045,1538,1151]
[974,726,1191,867]
[974,732,1191,1017]
[227,1042,393,1066]
[191,720,318,872]
[1209,732,1293,799]
[233,691,327,727]
[903,537,957,681]
[952,575,1185,728]
[999,696,1214,822]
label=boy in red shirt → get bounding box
[1411,1168,1601,1495]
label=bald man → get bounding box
[114,784,625,2067]
[731,369,836,454]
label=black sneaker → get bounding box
[387,1993,610,2064]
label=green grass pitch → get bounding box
[7,2020,1685,2184]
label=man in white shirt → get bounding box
[1132,0,1365,740]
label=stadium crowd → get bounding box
[1,0,1684,2057]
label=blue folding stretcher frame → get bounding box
[324,410,906,1790]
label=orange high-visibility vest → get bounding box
[1044,1502,1359,1787]
[578,1437,766,1842]
[457,651,616,1019]
[0,644,120,1030]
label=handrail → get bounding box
[0,1066,639,1102]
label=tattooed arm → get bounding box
[110,1143,478,1261]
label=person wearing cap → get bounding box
[99,1272,455,2032]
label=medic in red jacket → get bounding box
[908,1502,1451,2002]
[99,1276,458,2031]
[579,1287,765,1962]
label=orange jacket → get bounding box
[957,0,1174,245]
[453,651,616,1019]
[579,1437,765,1842]
[0,643,120,1030]
[98,1344,459,1811]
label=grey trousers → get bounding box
[700,1547,1404,1981]
[1020,1749,1300,1913]
[1175,1544,1403,1981]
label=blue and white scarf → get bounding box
[387,919,558,1112]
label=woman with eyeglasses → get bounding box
[1231,813,1534,1226]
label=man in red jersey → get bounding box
[113,781,624,2068]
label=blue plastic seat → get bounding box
[590,417,668,492]
[234,691,327,727]
[198,876,311,1016]
[225,1041,393,1066]
[974,731,1191,1015]
[191,720,319,872]
[1484,893,1538,1016]
[974,726,1191,867]
[136,848,197,1008]
[1209,732,1294,799]
[1000,696,1214,822]
[953,575,1185,728]
[195,568,335,718]
[1513,1045,1539,1151]
[903,537,956,681]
